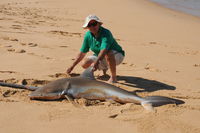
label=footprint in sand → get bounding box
[28,43,38,47]
[169,50,199,56]
[1,78,19,84]
[2,90,17,97]
[193,64,200,67]
[0,78,31,101]
[149,41,157,45]
[11,25,22,30]
[7,48,26,53]
[59,45,68,48]
[129,63,136,67]
[15,49,26,53]
[20,42,38,47]
[0,98,18,102]
[49,30,82,37]
[121,62,136,67]
[27,52,52,59]
[20,43,26,46]
[48,73,69,78]
[0,36,19,42]
[7,48,15,52]
[122,62,127,65]
[109,114,118,118]
[1,78,49,87]
[144,64,161,72]
[10,38,18,41]
[0,71,17,74]
[141,42,168,47]
[21,79,49,86]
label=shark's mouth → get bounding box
[28,92,64,100]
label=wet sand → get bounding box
[151,0,200,17]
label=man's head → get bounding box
[82,15,103,34]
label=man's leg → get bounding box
[104,51,117,83]
[82,57,108,76]
[103,69,108,76]
[81,57,94,69]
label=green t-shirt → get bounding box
[80,26,125,56]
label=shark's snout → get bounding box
[29,91,62,100]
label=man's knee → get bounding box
[81,58,94,69]
[105,51,114,60]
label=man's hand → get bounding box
[92,49,108,72]
[66,52,86,74]
[92,61,99,72]
[66,66,74,74]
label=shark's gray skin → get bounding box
[0,68,183,110]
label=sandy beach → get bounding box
[0,0,200,133]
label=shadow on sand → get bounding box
[97,75,176,93]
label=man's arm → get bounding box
[66,52,86,74]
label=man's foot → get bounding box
[108,77,117,84]
[103,69,108,76]
[97,69,109,80]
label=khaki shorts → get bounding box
[87,50,124,70]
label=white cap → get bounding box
[82,14,103,28]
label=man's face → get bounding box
[87,20,100,35]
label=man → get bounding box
[66,15,125,83]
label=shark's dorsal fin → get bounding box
[80,67,95,80]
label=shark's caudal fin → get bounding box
[141,96,184,111]
[0,82,39,91]
[80,67,95,80]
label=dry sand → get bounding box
[0,0,200,133]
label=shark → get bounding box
[0,67,183,110]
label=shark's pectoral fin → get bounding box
[61,82,71,95]
[61,82,74,101]
[60,82,80,107]
[64,94,74,101]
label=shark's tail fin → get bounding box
[0,82,39,91]
[140,96,184,111]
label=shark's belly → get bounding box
[68,84,133,102]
